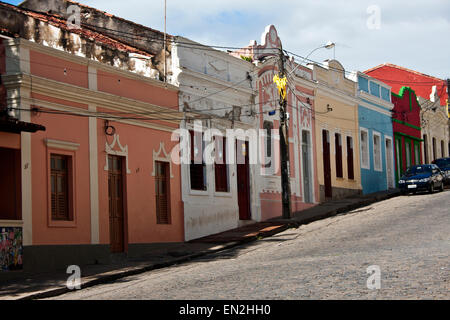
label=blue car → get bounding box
[398,164,445,194]
[432,157,450,185]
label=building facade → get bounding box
[234,25,320,220]
[172,37,261,241]
[418,88,449,163]
[391,87,423,181]
[352,71,395,194]
[365,63,449,162]
[0,3,184,274]
[310,60,362,201]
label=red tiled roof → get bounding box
[364,63,445,83]
[0,1,152,57]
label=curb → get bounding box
[293,191,401,226]
[17,192,400,300]
[19,225,291,300]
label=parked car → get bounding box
[398,164,445,194]
[432,157,450,185]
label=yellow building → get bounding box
[310,60,362,201]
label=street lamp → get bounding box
[288,41,335,76]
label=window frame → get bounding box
[372,131,382,172]
[47,149,77,228]
[346,136,355,180]
[360,127,370,170]
[189,130,208,192]
[214,135,230,194]
[155,161,171,225]
[335,132,343,178]
[262,121,276,176]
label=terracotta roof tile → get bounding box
[0,2,152,57]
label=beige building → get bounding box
[310,60,362,201]
[420,87,450,163]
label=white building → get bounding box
[171,37,263,241]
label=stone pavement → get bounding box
[0,189,400,300]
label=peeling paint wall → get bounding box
[20,0,170,81]
[0,3,160,80]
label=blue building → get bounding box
[353,72,396,194]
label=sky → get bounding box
[4,0,450,80]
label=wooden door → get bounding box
[155,161,171,224]
[322,130,332,199]
[385,138,394,189]
[236,140,251,220]
[302,131,312,203]
[108,155,125,253]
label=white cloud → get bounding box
[82,0,450,78]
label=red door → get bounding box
[236,140,251,220]
[108,155,125,253]
[322,130,332,199]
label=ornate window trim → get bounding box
[104,134,131,174]
[152,142,174,178]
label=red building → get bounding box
[365,63,448,106]
[390,87,422,182]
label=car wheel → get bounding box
[429,184,435,194]
[440,183,445,192]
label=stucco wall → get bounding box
[359,105,394,194]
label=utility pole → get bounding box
[274,47,292,219]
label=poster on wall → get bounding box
[0,227,23,271]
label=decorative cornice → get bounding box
[8,38,178,92]
[359,91,394,111]
[45,139,80,151]
[3,73,183,125]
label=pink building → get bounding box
[0,3,184,274]
[233,25,320,220]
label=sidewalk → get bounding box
[0,189,400,300]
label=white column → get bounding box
[19,46,33,246]
[88,65,100,244]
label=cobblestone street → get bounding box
[52,190,450,300]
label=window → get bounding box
[214,136,229,192]
[423,134,428,164]
[335,133,343,178]
[0,148,21,221]
[50,154,72,221]
[441,140,445,158]
[263,121,274,173]
[395,138,402,179]
[190,130,207,191]
[373,133,382,171]
[155,161,171,224]
[405,141,412,170]
[432,137,437,161]
[414,142,421,165]
[346,136,354,180]
[360,129,369,169]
